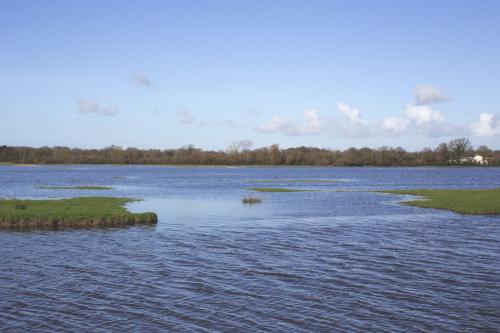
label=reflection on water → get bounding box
[1,165,500,332]
[129,198,269,226]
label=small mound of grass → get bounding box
[0,197,157,228]
[247,187,315,192]
[379,188,500,215]
[242,196,262,204]
[37,186,113,190]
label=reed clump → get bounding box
[242,196,262,204]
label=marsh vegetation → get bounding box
[248,187,315,192]
[37,186,113,190]
[242,196,262,204]
[381,188,500,215]
[252,179,338,183]
[0,197,157,228]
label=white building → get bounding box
[473,155,488,165]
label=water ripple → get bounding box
[2,166,500,331]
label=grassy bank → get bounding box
[0,197,157,228]
[37,186,113,190]
[380,188,500,215]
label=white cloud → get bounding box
[78,100,119,116]
[258,116,294,133]
[379,104,450,137]
[256,86,498,139]
[258,103,453,138]
[258,109,323,136]
[470,113,500,137]
[303,109,321,131]
[404,104,445,126]
[414,85,449,105]
[382,117,410,134]
[338,102,370,127]
[176,109,196,124]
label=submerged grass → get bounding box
[248,187,316,192]
[37,186,113,190]
[379,188,500,215]
[0,197,157,228]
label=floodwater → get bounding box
[1,165,500,332]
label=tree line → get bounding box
[0,138,498,166]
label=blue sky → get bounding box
[1,0,500,150]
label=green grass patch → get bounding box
[252,179,338,183]
[0,197,157,228]
[248,187,316,192]
[379,188,500,215]
[37,186,113,190]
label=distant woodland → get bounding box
[1,138,498,166]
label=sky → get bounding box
[1,0,500,151]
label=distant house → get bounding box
[473,155,485,165]
[457,155,490,166]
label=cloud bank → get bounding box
[257,85,499,139]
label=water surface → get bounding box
[1,166,500,332]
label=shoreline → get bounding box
[1,163,499,168]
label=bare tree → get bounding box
[476,145,492,157]
[448,138,473,160]
[226,140,253,154]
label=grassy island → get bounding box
[37,186,113,190]
[248,187,315,192]
[380,188,500,215]
[0,197,157,228]
[252,179,338,183]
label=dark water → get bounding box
[1,165,500,332]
